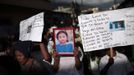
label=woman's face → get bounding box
[15,50,27,65]
[58,33,67,44]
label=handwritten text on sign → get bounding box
[19,12,44,42]
[78,7,134,52]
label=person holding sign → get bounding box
[99,47,134,75]
[52,47,84,75]
[48,27,84,75]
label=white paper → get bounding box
[78,7,134,52]
[19,12,44,42]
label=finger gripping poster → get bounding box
[78,7,134,52]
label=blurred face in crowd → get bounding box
[58,32,68,44]
[15,50,27,65]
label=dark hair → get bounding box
[14,41,32,58]
[56,31,68,40]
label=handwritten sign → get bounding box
[19,12,44,42]
[78,7,134,52]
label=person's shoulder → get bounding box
[32,59,43,67]
[116,51,128,59]
[100,55,108,61]
[101,54,108,58]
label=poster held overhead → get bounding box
[19,12,44,42]
[78,7,134,52]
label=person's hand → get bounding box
[74,47,82,70]
[52,50,60,72]
[108,57,114,66]
[73,47,79,58]
[53,50,60,61]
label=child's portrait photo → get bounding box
[53,28,75,56]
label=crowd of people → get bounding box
[0,25,134,75]
[0,25,85,75]
[0,0,134,75]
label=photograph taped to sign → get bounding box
[109,20,125,32]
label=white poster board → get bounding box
[19,12,44,42]
[78,7,134,52]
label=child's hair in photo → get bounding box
[56,30,69,42]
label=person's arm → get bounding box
[74,47,82,70]
[100,58,114,75]
[39,42,51,63]
[52,51,60,73]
